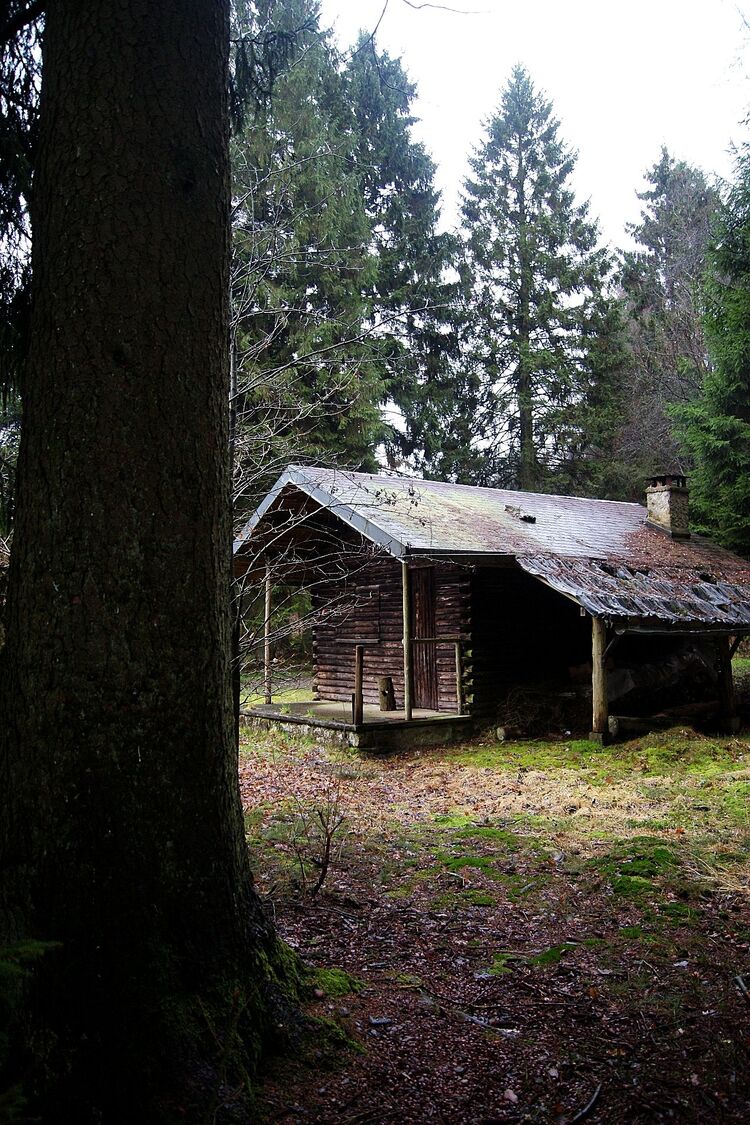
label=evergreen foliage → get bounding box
[455,65,615,493]
[343,37,460,472]
[230,2,455,516]
[617,148,717,494]
[674,148,750,555]
[231,0,380,515]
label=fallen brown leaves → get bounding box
[240,729,750,1123]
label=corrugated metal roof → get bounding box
[518,556,750,628]
[236,465,750,627]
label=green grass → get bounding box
[241,686,312,707]
[444,729,750,785]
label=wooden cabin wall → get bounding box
[470,565,590,722]
[313,559,471,712]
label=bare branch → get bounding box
[0,0,44,47]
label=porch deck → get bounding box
[241,699,472,752]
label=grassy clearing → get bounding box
[243,723,750,1119]
[240,722,750,901]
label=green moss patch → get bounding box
[444,730,750,787]
[437,852,499,875]
[488,952,520,976]
[461,890,496,907]
[449,739,606,773]
[529,941,578,967]
[659,902,700,925]
[307,967,364,999]
[456,826,520,850]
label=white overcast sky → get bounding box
[319,0,750,249]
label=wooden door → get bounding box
[410,567,439,710]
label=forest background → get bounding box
[1,2,750,1118]
[4,0,750,555]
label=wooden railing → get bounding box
[351,638,463,726]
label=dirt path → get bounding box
[240,727,750,1123]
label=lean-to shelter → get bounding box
[234,466,750,745]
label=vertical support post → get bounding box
[232,579,244,747]
[717,635,738,733]
[454,641,462,716]
[401,559,413,721]
[590,615,608,743]
[263,563,272,705]
[354,644,364,727]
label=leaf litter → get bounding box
[239,726,750,1123]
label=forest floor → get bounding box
[240,724,750,1124]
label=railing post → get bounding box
[353,644,364,727]
[401,559,412,721]
[454,641,462,716]
[263,563,272,705]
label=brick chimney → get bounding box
[645,474,690,539]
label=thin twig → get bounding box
[571,1082,603,1123]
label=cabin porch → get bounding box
[241,699,472,752]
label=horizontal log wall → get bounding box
[313,559,471,713]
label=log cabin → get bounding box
[234,466,750,746]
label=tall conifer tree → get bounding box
[617,148,717,489]
[343,38,460,470]
[0,0,299,1116]
[230,6,457,503]
[231,0,381,512]
[457,65,613,492]
[675,148,750,555]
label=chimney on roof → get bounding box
[645,473,690,539]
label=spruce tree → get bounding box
[231,0,381,515]
[617,148,717,491]
[230,6,459,505]
[458,65,613,492]
[343,38,460,472]
[675,148,750,555]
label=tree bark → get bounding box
[0,2,296,1119]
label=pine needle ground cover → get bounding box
[240,727,750,1123]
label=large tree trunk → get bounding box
[0,2,296,1119]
